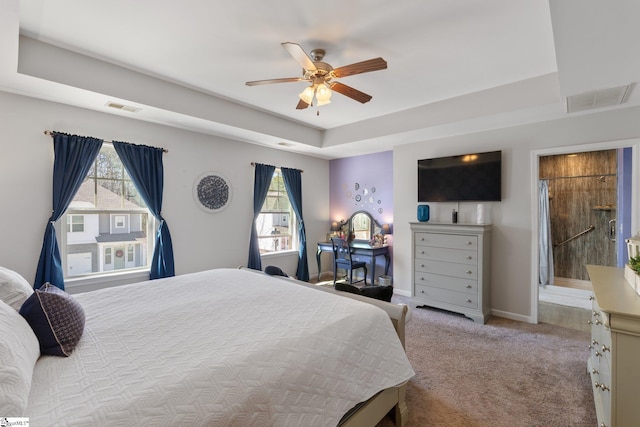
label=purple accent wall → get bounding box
[330,151,393,224]
[329,151,394,280]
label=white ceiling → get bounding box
[1,0,638,159]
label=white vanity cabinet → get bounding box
[410,222,491,323]
[586,265,640,427]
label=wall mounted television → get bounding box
[418,150,502,202]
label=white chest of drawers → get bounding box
[586,265,640,427]
[410,222,491,323]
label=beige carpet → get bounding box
[379,297,596,426]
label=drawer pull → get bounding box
[466,299,472,303]
[595,319,603,325]
[466,256,473,260]
[595,351,602,358]
[420,290,425,294]
[420,277,425,281]
[466,285,472,289]
[601,345,610,353]
[593,311,600,317]
[591,368,599,375]
[587,320,593,325]
[466,270,472,275]
[598,383,610,392]
[592,339,599,346]
[466,241,472,245]
[588,345,593,351]
[589,295,594,300]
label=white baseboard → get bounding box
[491,309,534,324]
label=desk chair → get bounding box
[330,237,367,286]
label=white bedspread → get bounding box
[26,268,414,426]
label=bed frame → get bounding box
[255,271,410,427]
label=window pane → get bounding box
[64,145,154,279]
[95,148,123,179]
[124,181,146,207]
[256,169,296,254]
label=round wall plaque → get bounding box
[193,172,232,212]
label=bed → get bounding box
[1,267,414,426]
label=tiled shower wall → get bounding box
[540,150,617,281]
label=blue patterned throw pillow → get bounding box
[19,283,85,357]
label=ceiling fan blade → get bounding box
[282,42,317,71]
[332,57,387,78]
[245,77,303,86]
[330,82,373,104]
[296,99,310,110]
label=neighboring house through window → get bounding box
[256,169,297,254]
[61,145,154,278]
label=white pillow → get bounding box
[0,266,34,311]
[0,299,40,415]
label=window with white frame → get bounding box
[104,247,112,265]
[67,215,85,233]
[256,169,297,254]
[61,144,154,278]
[114,215,126,228]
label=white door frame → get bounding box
[530,138,640,323]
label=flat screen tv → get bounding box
[418,150,502,202]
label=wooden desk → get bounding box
[317,242,390,284]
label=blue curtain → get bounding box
[35,133,103,290]
[281,167,309,281]
[247,163,275,270]
[538,180,554,286]
[113,141,175,280]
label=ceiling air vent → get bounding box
[105,101,141,113]
[566,84,631,113]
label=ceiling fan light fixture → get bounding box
[315,83,332,104]
[247,42,386,112]
[299,86,315,104]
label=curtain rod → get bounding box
[250,162,303,173]
[44,130,168,153]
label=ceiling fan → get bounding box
[245,42,387,112]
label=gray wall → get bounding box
[393,106,640,322]
[0,91,330,287]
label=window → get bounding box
[256,169,296,254]
[114,215,126,228]
[67,215,85,233]
[61,144,154,278]
[127,245,134,262]
[104,247,112,265]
